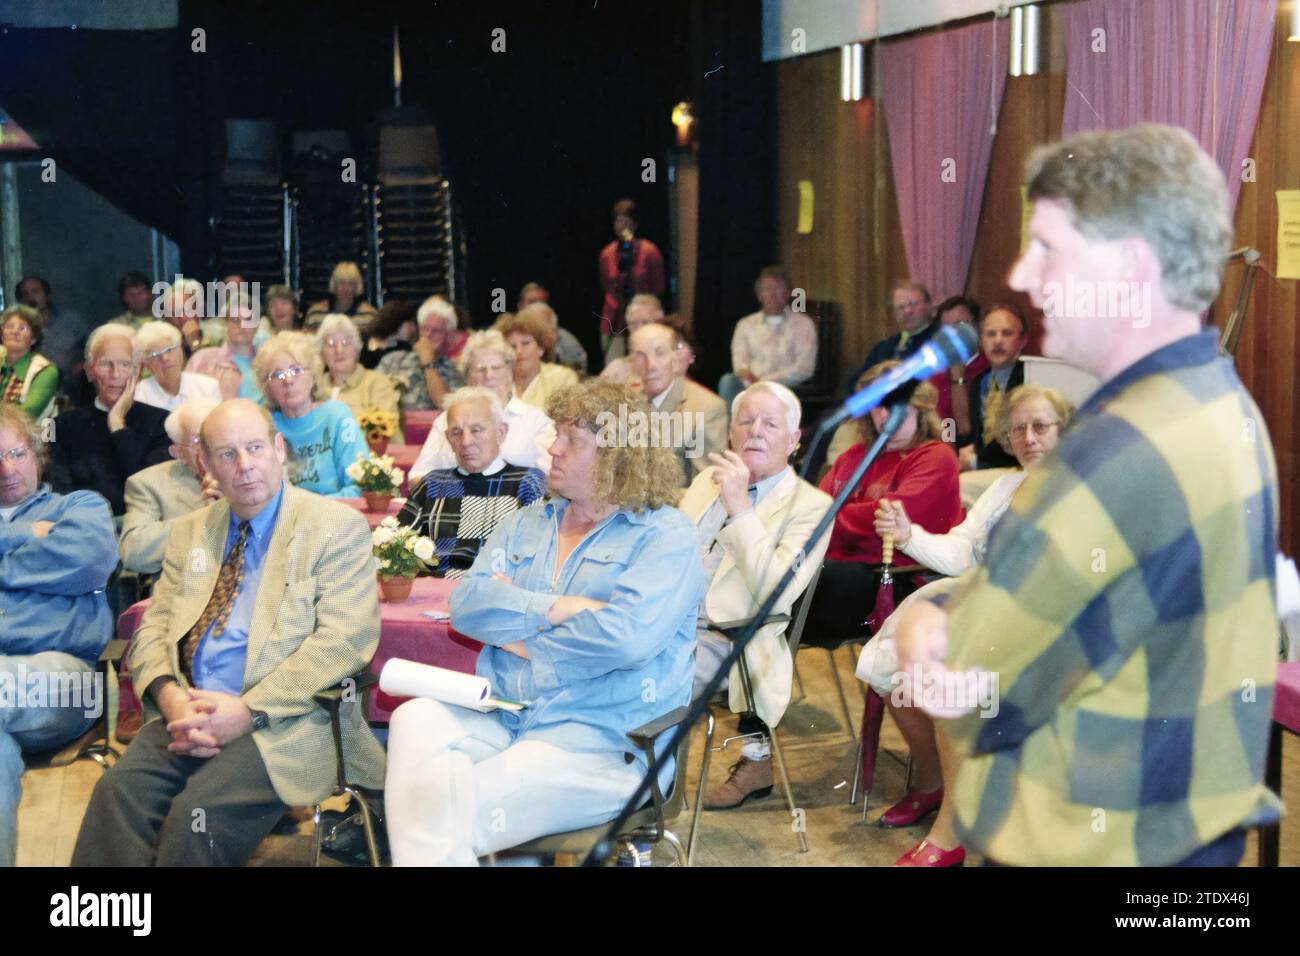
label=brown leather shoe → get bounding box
[703,756,774,809]
[115,709,144,744]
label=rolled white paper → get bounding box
[380,658,492,710]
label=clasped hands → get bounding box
[156,680,253,758]
[489,572,608,660]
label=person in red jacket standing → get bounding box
[807,361,963,638]
[598,198,664,367]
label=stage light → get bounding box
[1010,4,1041,76]
[841,43,865,102]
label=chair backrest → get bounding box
[782,558,825,661]
[793,301,843,401]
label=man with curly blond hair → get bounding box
[384,379,705,865]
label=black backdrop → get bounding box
[0,0,772,381]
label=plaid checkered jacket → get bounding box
[943,331,1282,865]
[398,463,547,578]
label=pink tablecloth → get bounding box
[387,444,421,495]
[340,497,406,528]
[1276,661,1300,735]
[404,410,437,448]
[115,576,482,724]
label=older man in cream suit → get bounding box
[73,399,384,866]
[679,382,831,809]
[118,398,222,574]
[628,322,728,486]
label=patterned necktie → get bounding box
[180,521,251,684]
[0,364,20,403]
[982,376,1005,447]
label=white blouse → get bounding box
[902,470,1028,576]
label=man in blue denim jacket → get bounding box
[385,380,705,865]
[0,404,118,866]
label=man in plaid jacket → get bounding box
[896,123,1281,866]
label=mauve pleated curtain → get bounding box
[880,18,1009,299]
[1059,0,1277,210]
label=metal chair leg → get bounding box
[768,728,808,853]
[826,648,857,743]
[791,658,807,704]
[311,804,324,867]
[660,828,688,867]
[343,786,382,867]
[687,708,715,867]
[849,731,863,805]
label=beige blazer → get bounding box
[128,484,385,805]
[119,459,210,574]
[679,467,832,726]
[658,376,730,486]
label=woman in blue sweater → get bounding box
[253,331,364,497]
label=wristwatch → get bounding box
[421,361,438,371]
[250,709,270,732]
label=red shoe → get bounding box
[892,839,965,867]
[878,786,943,827]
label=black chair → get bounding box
[689,561,824,863]
[792,301,844,428]
[311,669,384,867]
[23,640,127,773]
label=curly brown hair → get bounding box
[495,307,557,357]
[855,360,943,446]
[546,379,683,512]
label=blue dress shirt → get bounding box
[191,482,286,695]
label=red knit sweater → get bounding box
[819,439,963,564]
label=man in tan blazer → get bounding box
[73,399,384,866]
[118,398,221,574]
[678,382,831,808]
[628,322,728,486]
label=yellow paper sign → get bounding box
[1020,183,1032,254]
[1277,190,1300,280]
[797,180,815,234]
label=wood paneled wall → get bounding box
[773,3,1300,553]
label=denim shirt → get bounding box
[0,484,117,662]
[450,497,705,769]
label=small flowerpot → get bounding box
[378,574,414,603]
[363,491,394,514]
[367,433,390,455]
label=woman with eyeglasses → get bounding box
[407,329,556,488]
[253,331,365,498]
[0,305,59,421]
[132,322,223,412]
[315,314,400,429]
[857,383,1075,867]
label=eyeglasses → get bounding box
[93,359,136,374]
[0,445,31,465]
[893,299,925,312]
[470,363,509,376]
[2,322,31,336]
[322,337,355,350]
[144,343,180,362]
[1009,420,1060,440]
[266,366,308,384]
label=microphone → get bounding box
[828,323,979,428]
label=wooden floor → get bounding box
[18,646,1300,867]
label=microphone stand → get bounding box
[582,399,913,865]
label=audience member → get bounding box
[599,199,665,364]
[859,384,1073,866]
[263,285,302,333]
[118,398,222,574]
[316,314,401,427]
[110,272,155,330]
[384,378,704,864]
[893,123,1280,867]
[397,387,546,579]
[958,306,1028,471]
[72,399,385,866]
[515,291,588,374]
[133,322,223,412]
[379,295,465,412]
[157,277,207,355]
[934,295,984,440]
[253,332,365,498]
[496,308,579,413]
[680,382,832,808]
[0,305,59,421]
[600,293,665,385]
[718,266,817,406]
[627,321,728,486]
[306,261,377,328]
[15,275,90,391]
[806,363,962,636]
[0,403,118,867]
[409,330,555,485]
[850,281,938,387]
[186,296,264,402]
[49,325,171,515]
[361,299,417,370]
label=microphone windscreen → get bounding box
[933,322,979,367]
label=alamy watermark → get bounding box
[0,664,104,719]
[890,664,1000,718]
[1041,276,1152,328]
[150,275,262,325]
[594,405,707,459]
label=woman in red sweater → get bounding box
[807,361,963,638]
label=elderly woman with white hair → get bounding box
[316,313,401,429]
[305,261,377,329]
[396,386,546,579]
[253,331,366,498]
[158,277,207,353]
[408,329,555,487]
[133,321,223,411]
[378,295,465,411]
